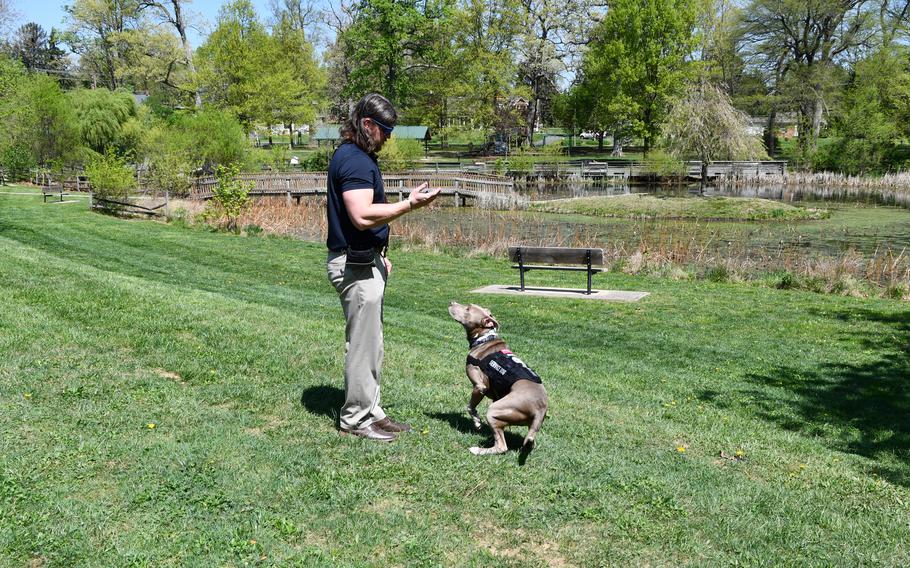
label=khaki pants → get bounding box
[326,251,388,430]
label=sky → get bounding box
[8,0,289,47]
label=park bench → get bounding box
[42,185,67,203]
[508,246,605,295]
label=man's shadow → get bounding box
[300,385,344,426]
[426,411,535,465]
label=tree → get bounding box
[445,0,521,132]
[818,47,910,173]
[339,0,455,108]
[0,0,17,38]
[136,0,202,106]
[0,57,80,176]
[740,0,877,154]
[6,23,70,74]
[512,0,604,145]
[270,18,325,141]
[661,81,768,181]
[68,87,137,153]
[196,0,322,132]
[572,0,698,153]
[64,0,142,89]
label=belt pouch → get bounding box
[345,246,376,266]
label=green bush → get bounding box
[86,151,135,212]
[506,148,534,175]
[180,109,246,168]
[378,137,423,171]
[705,265,729,283]
[303,148,332,172]
[812,138,889,175]
[643,150,687,177]
[0,144,36,182]
[211,163,253,232]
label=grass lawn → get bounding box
[529,194,830,221]
[1,186,909,566]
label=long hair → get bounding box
[340,93,398,154]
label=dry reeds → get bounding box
[198,197,909,300]
[718,172,910,208]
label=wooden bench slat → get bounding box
[508,246,604,265]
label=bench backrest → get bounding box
[508,246,604,266]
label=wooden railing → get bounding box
[189,171,515,201]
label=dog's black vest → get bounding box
[466,349,542,401]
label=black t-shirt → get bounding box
[326,141,390,251]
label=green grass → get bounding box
[1,187,909,566]
[529,194,830,221]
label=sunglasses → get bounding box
[369,117,395,135]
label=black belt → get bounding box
[329,245,388,256]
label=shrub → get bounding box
[378,137,423,171]
[774,271,797,290]
[506,149,534,175]
[180,109,246,168]
[303,148,332,172]
[644,150,687,178]
[85,151,135,213]
[211,163,253,232]
[0,144,36,182]
[705,265,729,282]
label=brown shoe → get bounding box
[339,423,397,442]
[373,417,412,433]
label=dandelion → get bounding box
[23,393,32,399]
[735,449,745,458]
[147,423,156,429]
[676,446,687,453]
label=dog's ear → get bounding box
[483,314,499,329]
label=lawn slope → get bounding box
[0,189,907,567]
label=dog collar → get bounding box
[469,329,499,349]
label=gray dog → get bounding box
[447,301,548,455]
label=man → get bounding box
[326,93,441,441]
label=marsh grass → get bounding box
[2,188,909,566]
[528,194,829,221]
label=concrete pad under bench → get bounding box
[470,285,650,302]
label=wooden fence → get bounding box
[190,171,516,206]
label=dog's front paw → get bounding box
[469,446,484,455]
[471,417,482,430]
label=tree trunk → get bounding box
[812,91,824,143]
[526,94,539,147]
[764,110,777,156]
[171,1,202,108]
[611,129,624,157]
[597,132,604,151]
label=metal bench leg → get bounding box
[518,247,527,291]
[586,249,593,294]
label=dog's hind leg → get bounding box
[469,400,526,455]
[522,409,546,451]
